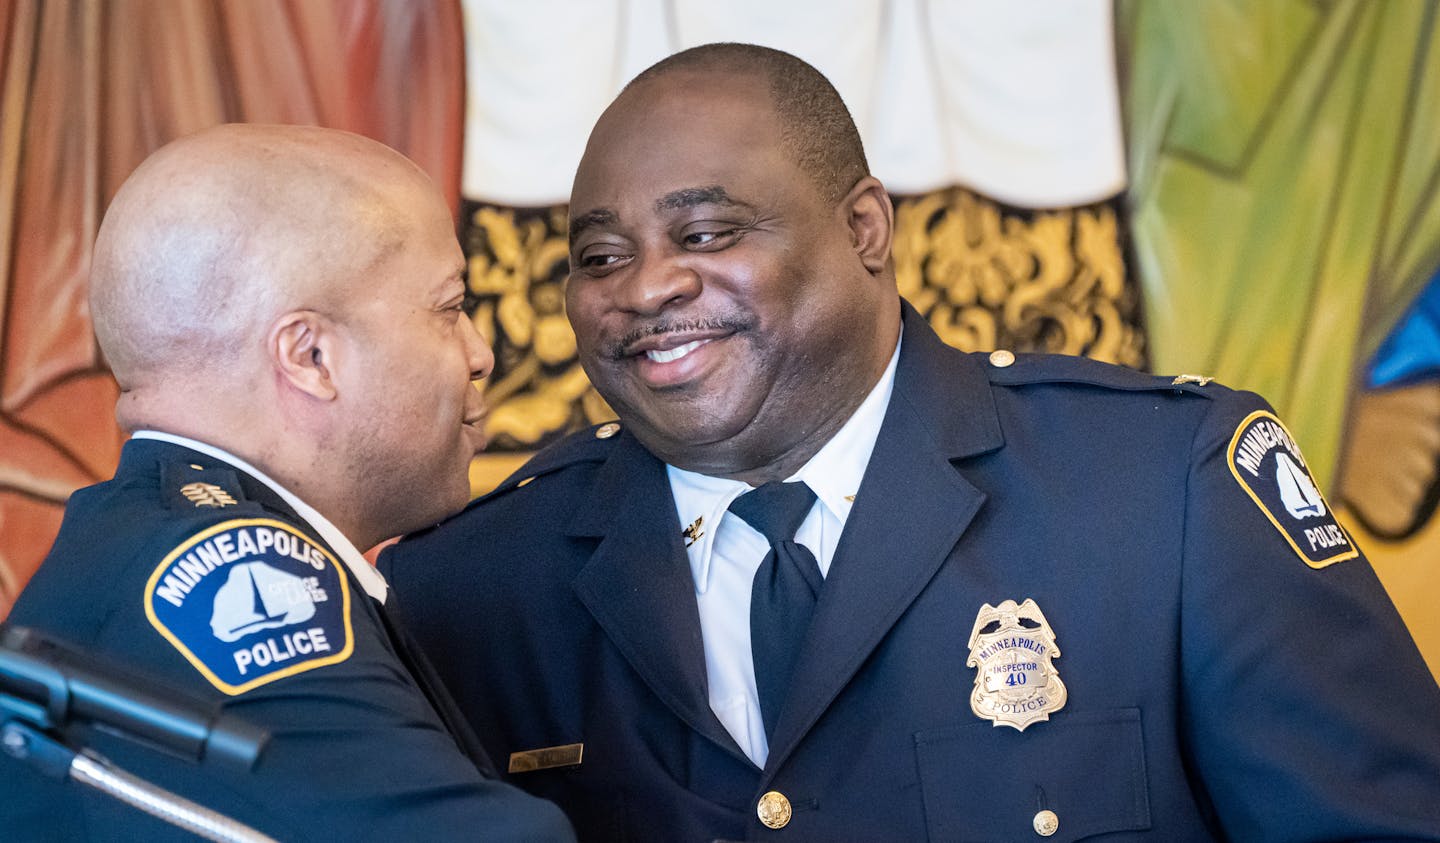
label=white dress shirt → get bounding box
[668,335,902,767]
[131,430,390,603]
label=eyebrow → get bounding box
[434,267,467,301]
[567,186,752,244]
[568,208,618,244]
[654,185,748,213]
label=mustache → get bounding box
[606,316,753,360]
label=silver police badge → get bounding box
[967,599,1066,730]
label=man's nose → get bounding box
[616,252,702,315]
[460,312,495,381]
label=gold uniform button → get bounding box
[989,349,1016,368]
[756,791,792,829]
[595,422,621,439]
[1033,809,1059,837]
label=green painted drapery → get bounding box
[1120,0,1440,488]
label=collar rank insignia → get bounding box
[682,516,704,547]
[1227,410,1358,569]
[967,598,1066,730]
[180,482,238,508]
[1172,374,1214,386]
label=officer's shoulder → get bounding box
[467,421,625,507]
[21,454,309,643]
[58,454,274,550]
[126,453,287,545]
[979,350,1234,401]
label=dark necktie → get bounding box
[728,481,823,740]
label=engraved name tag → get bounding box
[508,742,584,773]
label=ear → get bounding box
[268,310,339,401]
[842,176,894,275]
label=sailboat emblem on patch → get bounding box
[967,599,1066,730]
[145,518,353,695]
[1227,410,1358,569]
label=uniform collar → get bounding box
[669,329,903,594]
[130,430,390,603]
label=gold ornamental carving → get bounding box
[894,188,1143,367]
[462,203,615,451]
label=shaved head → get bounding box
[90,124,494,548]
[626,43,869,203]
[91,124,427,390]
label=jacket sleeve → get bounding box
[2,511,575,843]
[1179,390,1440,840]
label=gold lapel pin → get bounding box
[682,516,704,547]
[1172,374,1214,386]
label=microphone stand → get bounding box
[2,721,277,843]
[0,626,277,842]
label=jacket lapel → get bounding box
[764,305,1005,774]
[569,433,751,764]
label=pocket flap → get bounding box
[915,708,1151,842]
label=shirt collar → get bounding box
[667,468,749,593]
[669,328,903,593]
[790,331,902,527]
[130,430,390,603]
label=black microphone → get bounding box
[0,625,268,772]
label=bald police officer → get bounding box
[1,125,573,841]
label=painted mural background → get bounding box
[1121,0,1440,674]
[1,0,1436,680]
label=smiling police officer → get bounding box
[382,44,1440,842]
[1,125,574,842]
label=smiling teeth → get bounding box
[646,340,705,363]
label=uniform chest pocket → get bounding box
[914,707,1151,842]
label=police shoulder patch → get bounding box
[145,518,354,695]
[1227,410,1358,568]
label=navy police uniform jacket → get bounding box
[0,438,574,842]
[382,303,1440,842]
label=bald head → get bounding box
[91,124,429,392]
[625,43,869,203]
[90,124,492,548]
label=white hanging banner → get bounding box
[460,0,1126,208]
